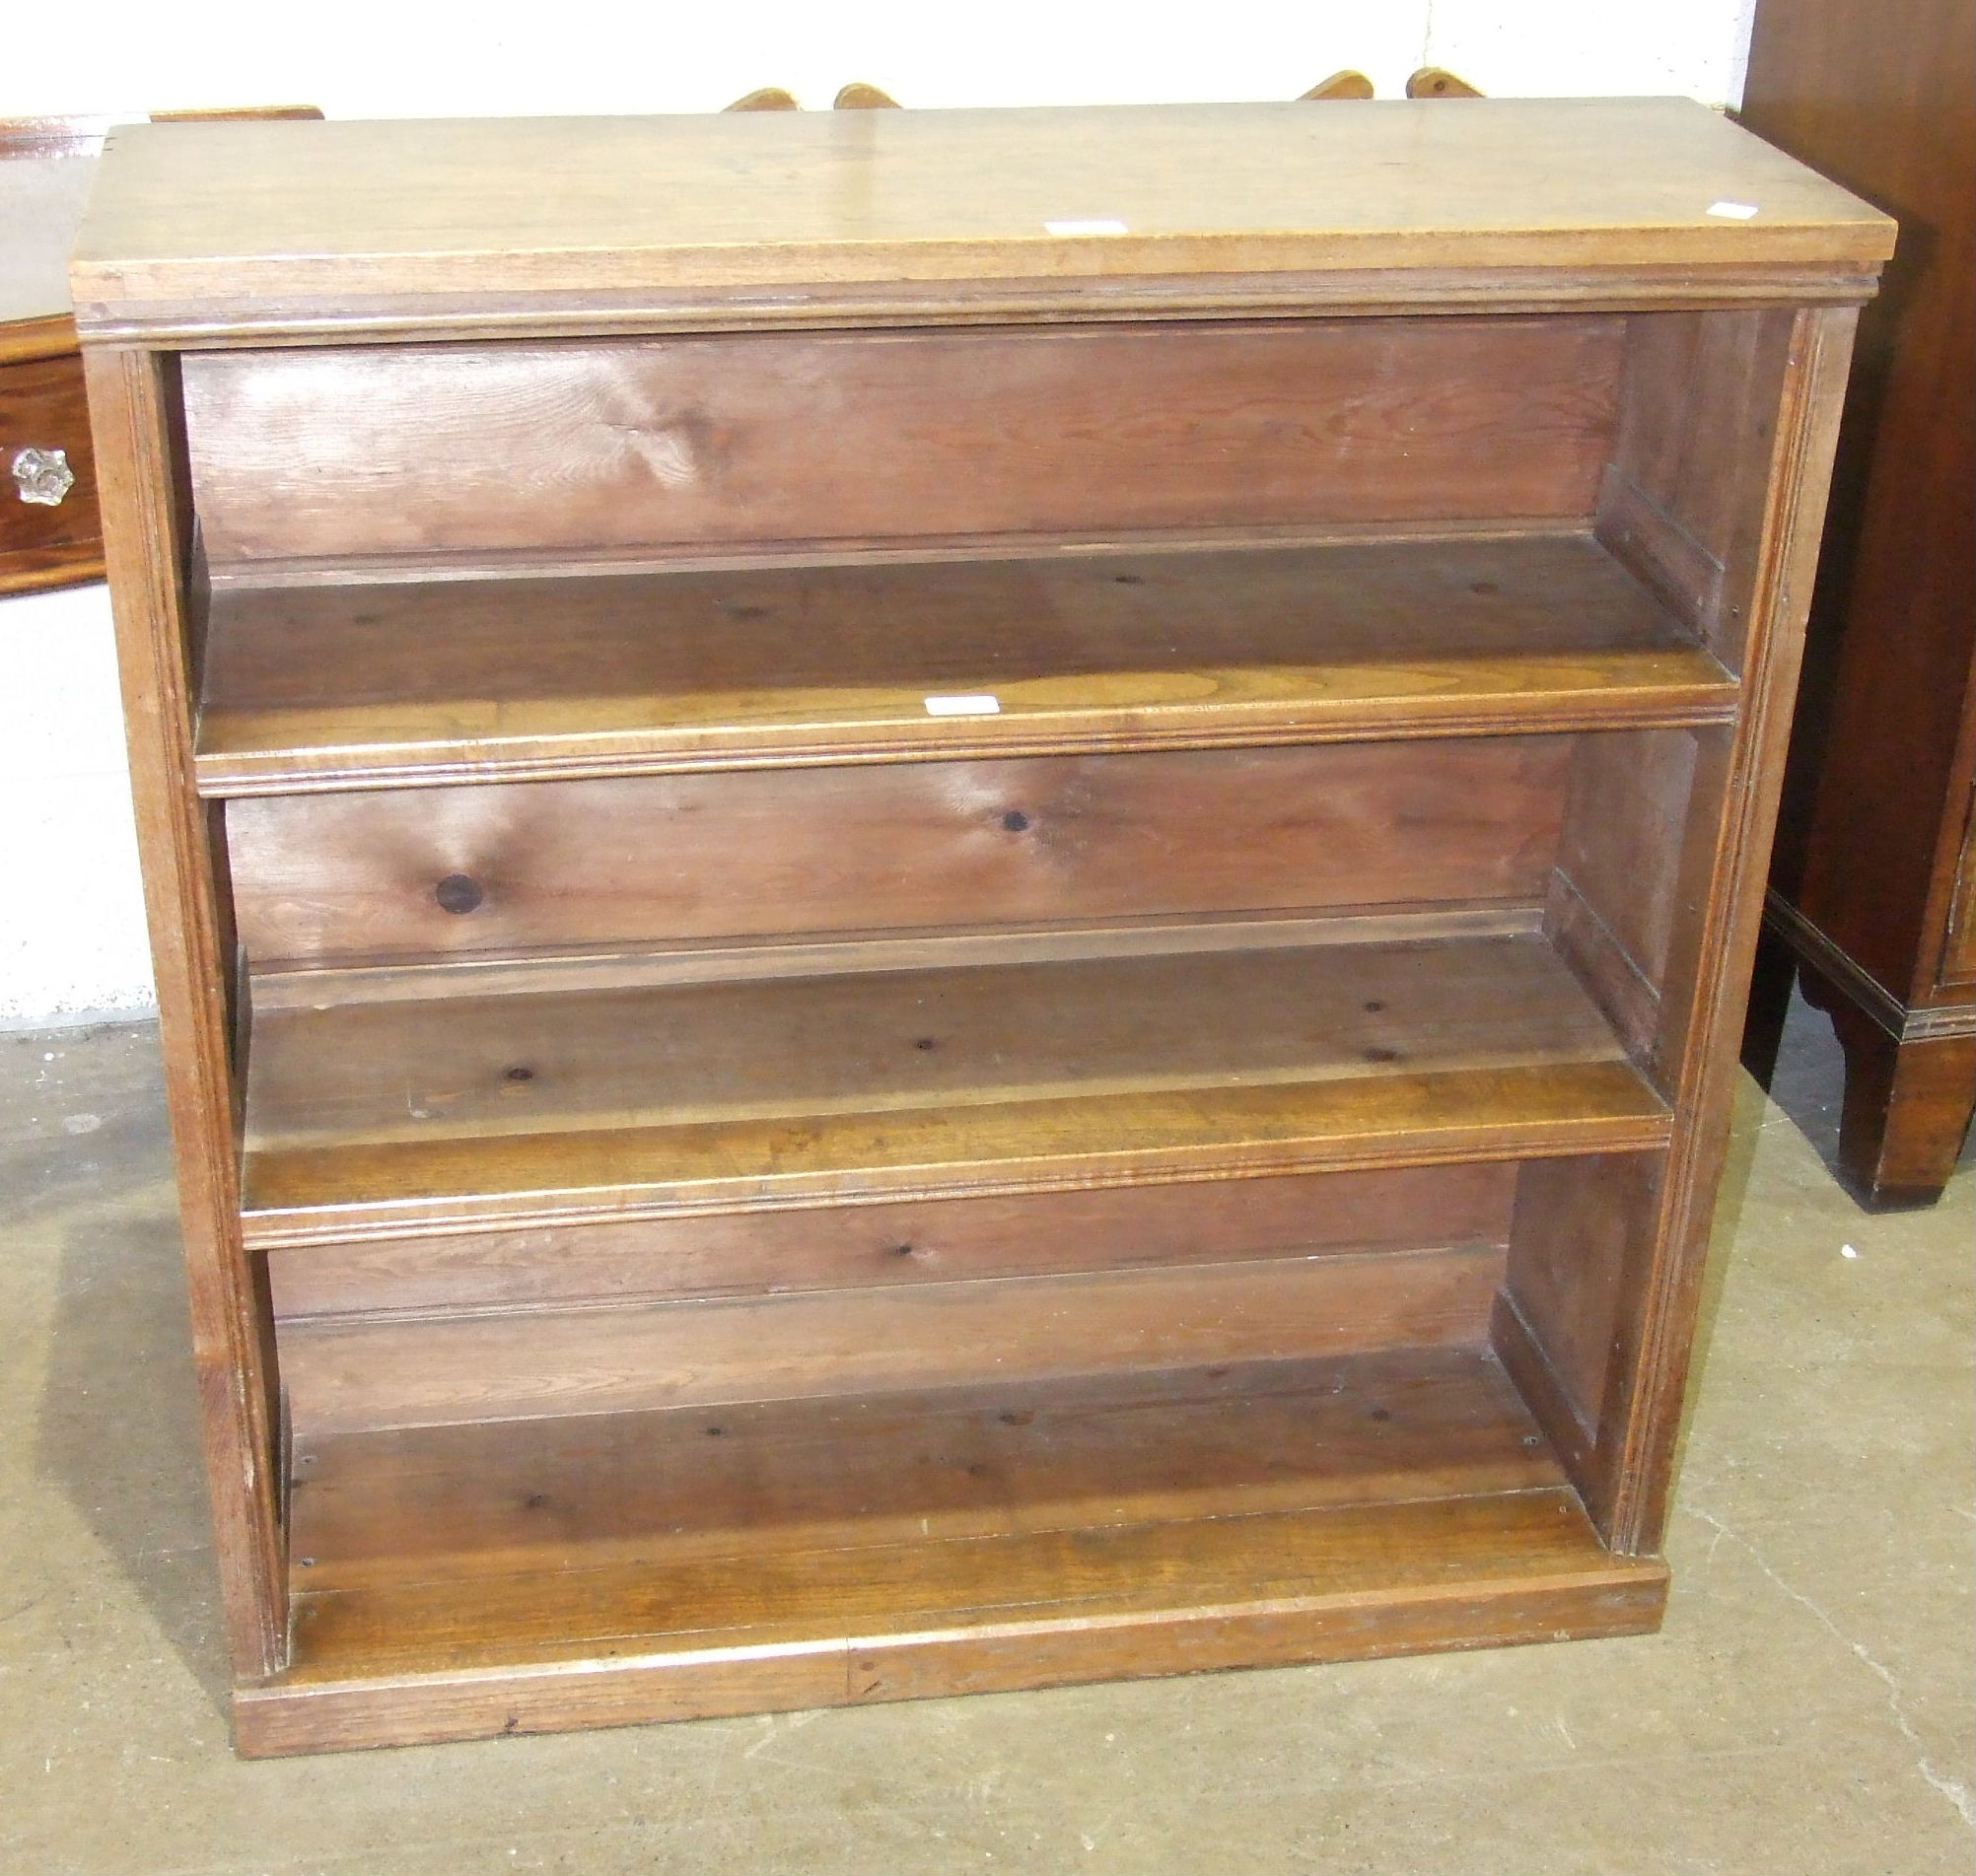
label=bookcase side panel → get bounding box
[84,343,288,1680]
[1600,303,1862,1554]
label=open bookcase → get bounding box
[72,99,1890,1754]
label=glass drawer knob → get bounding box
[12,447,76,507]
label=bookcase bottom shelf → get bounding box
[243,1345,1666,1756]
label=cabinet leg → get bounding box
[1740,918,1798,1089]
[1800,963,1976,1208]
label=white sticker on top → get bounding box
[925,694,1002,716]
[1044,218,1129,236]
[1706,200,1760,219]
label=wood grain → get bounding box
[193,530,1733,794]
[180,319,1622,569]
[1544,870,1664,1074]
[1743,0,1976,1202]
[245,936,1627,1146]
[84,347,287,1677]
[247,905,1546,1012]
[237,933,1667,1244]
[243,1061,1669,1246]
[1557,727,1701,996]
[284,1348,1561,1586]
[0,351,103,591]
[240,1556,1666,1754]
[1503,1152,1662,1449]
[2,106,320,596]
[68,97,1879,1750]
[1604,305,1862,1555]
[1300,72,1375,102]
[71,101,1891,340]
[267,1159,1517,1321]
[224,737,1573,968]
[234,1344,1664,1752]
[1799,960,1976,1205]
[275,1246,1507,1433]
[1598,311,1782,665]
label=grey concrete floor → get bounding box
[0,998,1970,1876]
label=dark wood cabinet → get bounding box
[75,101,1885,1756]
[2,110,320,596]
[1,122,106,594]
[1740,0,1976,1205]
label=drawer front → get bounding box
[0,351,102,581]
[226,736,1572,967]
[181,316,1623,568]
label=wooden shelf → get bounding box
[240,1346,1668,1754]
[195,531,1734,794]
[240,927,1669,1245]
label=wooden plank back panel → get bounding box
[267,1159,1517,1321]
[181,317,1624,568]
[226,737,1574,968]
[275,1244,1506,1433]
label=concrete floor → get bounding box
[0,999,1969,1876]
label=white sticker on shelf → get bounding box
[924,694,1003,716]
[1044,218,1129,236]
[1706,200,1760,219]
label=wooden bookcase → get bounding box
[72,100,1889,1756]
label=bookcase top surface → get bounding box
[71,98,1891,339]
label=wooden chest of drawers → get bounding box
[1,127,104,593]
[1740,0,1976,1206]
[3,110,318,594]
[72,100,1888,1755]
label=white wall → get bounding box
[0,0,1757,1026]
[0,585,154,1025]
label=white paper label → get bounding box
[1706,200,1760,219]
[1043,218,1129,236]
[924,694,1002,716]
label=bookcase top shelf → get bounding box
[71,99,1892,342]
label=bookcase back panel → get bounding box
[181,316,1625,570]
[226,737,1572,970]
[274,1243,1511,1434]
[266,1160,1517,1322]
